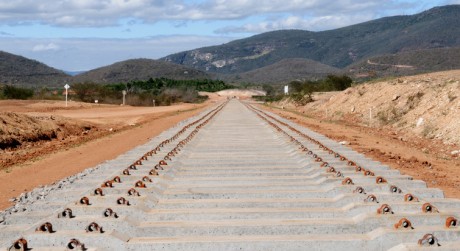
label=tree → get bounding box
[262,84,275,96]
[324,75,353,91]
[289,80,303,93]
[72,82,101,102]
[2,85,34,100]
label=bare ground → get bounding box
[0,98,223,210]
[263,70,460,199]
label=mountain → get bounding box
[163,5,460,76]
[71,58,211,84]
[347,47,460,79]
[64,71,86,76]
[0,51,69,86]
[221,58,340,84]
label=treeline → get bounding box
[0,78,234,106]
[73,78,233,106]
[0,85,34,100]
[259,75,353,105]
[126,78,232,93]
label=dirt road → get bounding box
[0,99,222,209]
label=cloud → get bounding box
[215,14,376,34]
[0,0,433,27]
[0,31,13,36]
[32,43,60,52]
[0,36,236,71]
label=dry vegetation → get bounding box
[266,70,460,198]
[303,70,460,145]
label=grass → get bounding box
[376,104,405,125]
[448,92,457,102]
[422,122,436,138]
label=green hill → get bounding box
[71,58,212,84]
[163,5,460,75]
[0,51,69,86]
[220,58,340,84]
[346,47,460,79]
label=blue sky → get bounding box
[0,0,457,71]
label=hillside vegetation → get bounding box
[163,5,460,76]
[221,58,340,84]
[3,5,460,86]
[277,70,460,145]
[0,51,69,86]
[68,78,232,106]
[347,47,460,79]
[71,58,211,84]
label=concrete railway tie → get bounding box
[1,99,459,250]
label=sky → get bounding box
[0,0,458,72]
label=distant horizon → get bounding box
[0,1,457,71]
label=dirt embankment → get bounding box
[266,70,460,199]
[0,98,223,209]
[0,112,98,168]
[281,70,460,146]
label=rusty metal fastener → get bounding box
[135,180,147,188]
[128,188,140,196]
[35,222,55,233]
[327,167,336,173]
[101,180,114,188]
[364,170,375,176]
[104,208,119,218]
[86,222,104,233]
[376,176,387,184]
[422,203,439,213]
[418,233,441,247]
[377,204,393,214]
[445,217,458,228]
[58,208,75,218]
[79,197,91,205]
[67,238,86,250]
[142,176,152,182]
[117,197,131,206]
[404,193,419,202]
[364,194,379,203]
[353,187,366,194]
[9,238,28,251]
[342,177,354,185]
[390,185,402,193]
[394,218,414,230]
[94,188,104,196]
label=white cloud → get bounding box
[216,14,375,33]
[0,36,236,71]
[32,43,60,51]
[0,0,428,27]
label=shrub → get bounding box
[72,82,102,102]
[2,85,34,99]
